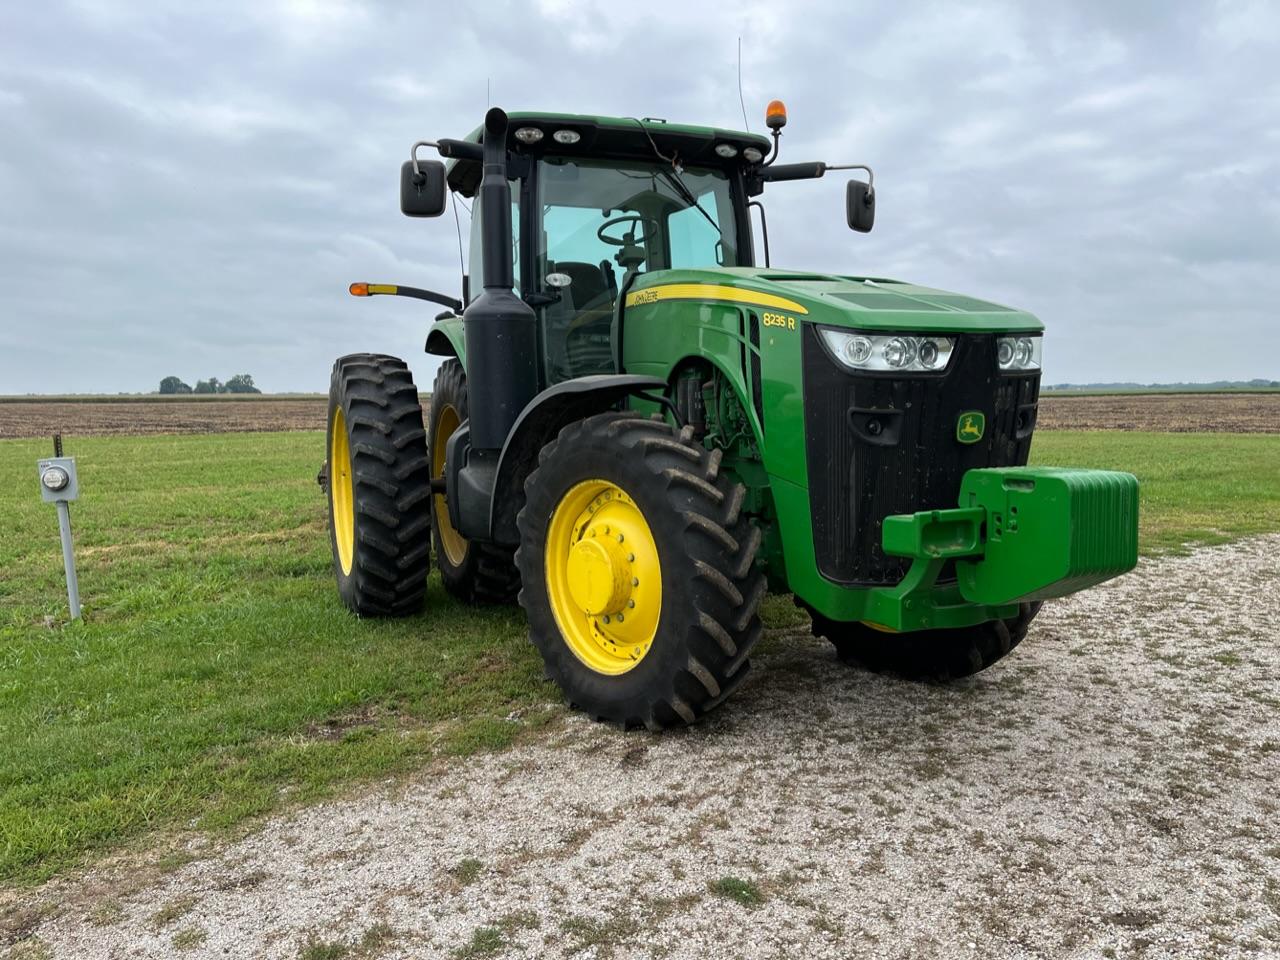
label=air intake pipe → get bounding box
[463,107,538,451]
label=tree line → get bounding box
[159,375,260,395]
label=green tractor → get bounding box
[325,103,1138,729]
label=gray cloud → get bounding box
[0,0,1276,393]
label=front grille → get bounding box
[801,326,1040,585]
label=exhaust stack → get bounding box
[463,107,538,451]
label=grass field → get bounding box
[1,430,1277,885]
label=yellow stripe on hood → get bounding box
[624,283,808,315]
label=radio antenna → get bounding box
[737,37,750,132]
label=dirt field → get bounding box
[1035,392,1280,433]
[0,398,331,438]
[1,392,1276,439]
[12,536,1280,960]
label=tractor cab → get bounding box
[444,114,767,385]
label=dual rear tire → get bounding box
[325,354,433,617]
[325,355,520,614]
[428,361,521,605]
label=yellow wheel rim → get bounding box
[431,402,469,566]
[545,479,662,675]
[329,406,355,575]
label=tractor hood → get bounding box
[625,267,1044,334]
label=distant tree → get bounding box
[159,376,192,395]
[193,377,221,395]
[224,373,261,394]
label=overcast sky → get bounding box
[1,0,1277,393]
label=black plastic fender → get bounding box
[487,374,667,544]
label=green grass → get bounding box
[1032,432,1280,553]
[0,429,1276,887]
[708,875,764,907]
[0,432,550,885]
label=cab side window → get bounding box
[668,189,729,269]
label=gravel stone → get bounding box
[19,536,1280,959]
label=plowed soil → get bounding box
[0,392,1276,438]
[1035,392,1280,433]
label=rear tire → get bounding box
[428,359,521,604]
[810,602,1043,680]
[516,412,764,729]
[326,353,431,616]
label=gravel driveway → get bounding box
[12,536,1280,960]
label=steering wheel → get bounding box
[597,215,656,248]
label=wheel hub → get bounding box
[566,534,632,616]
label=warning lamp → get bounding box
[765,100,788,130]
[349,282,370,297]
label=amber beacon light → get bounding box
[765,99,788,130]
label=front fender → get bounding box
[488,374,666,544]
[425,316,466,367]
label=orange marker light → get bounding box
[349,282,369,297]
[765,99,788,130]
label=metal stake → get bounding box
[56,499,81,619]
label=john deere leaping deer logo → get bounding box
[957,411,985,444]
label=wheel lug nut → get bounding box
[632,577,639,586]
[617,534,625,543]
[627,553,635,562]
[628,600,635,608]
[603,615,611,624]
[616,613,624,622]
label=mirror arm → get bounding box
[409,141,439,178]
[410,139,485,176]
[827,163,875,197]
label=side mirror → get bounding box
[847,180,875,233]
[400,159,447,217]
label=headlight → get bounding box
[997,335,1042,372]
[819,328,954,373]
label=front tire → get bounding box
[516,413,764,729]
[326,354,432,616]
[428,359,521,604]
[810,602,1043,680]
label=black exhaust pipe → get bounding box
[463,107,538,451]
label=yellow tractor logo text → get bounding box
[762,312,796,330]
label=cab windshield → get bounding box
[535,157,740,382]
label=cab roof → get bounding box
[448,112,771,196]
